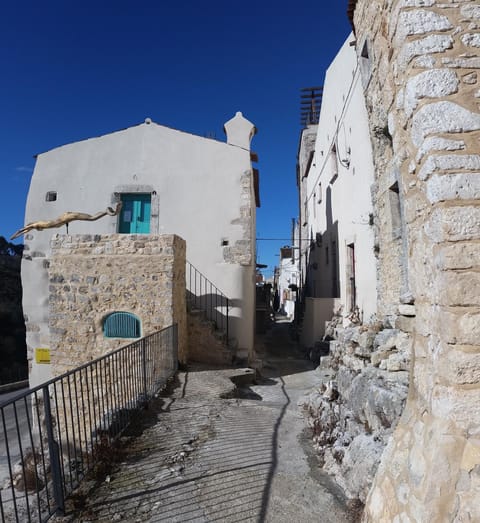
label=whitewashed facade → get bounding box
[299,34,377,345]
[22,112,259,385]
[276,247,298,319]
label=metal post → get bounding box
[226,298,229,344]
[173,324,179,372]
[43,386,65,515]
[142,338,148,408]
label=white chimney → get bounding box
[223,112,256,150]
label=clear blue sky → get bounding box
[0,1,351,277]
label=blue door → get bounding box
[119,194,151,233]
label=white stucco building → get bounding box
[298,33,377,346]
[276,246,299,319]
[22,112,259,386]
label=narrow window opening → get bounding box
[389,182,402,240]
[331,239,339,298]
[361,41,369,59]
[329,144,338,184]
[347,243,357,312]
[359,40,373,88]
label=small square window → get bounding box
[46,191,57,202]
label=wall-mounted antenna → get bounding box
[300,86,323,128]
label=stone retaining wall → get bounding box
[48,234,187,375]
[302,321,412,503]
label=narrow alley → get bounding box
[56,320,356,523]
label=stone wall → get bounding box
[223,170,255,266]
[48,234,187,374]
[302,320,412,504]
[187,310,233,366]
[352,0,408,321]
[350,0,480,519]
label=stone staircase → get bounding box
[187,307,235,366]
[186,261,235,366]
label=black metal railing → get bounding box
[186,261,229,342]
[0,324,178,522]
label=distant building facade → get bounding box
[298,33,378,346]
[276,246,298,319]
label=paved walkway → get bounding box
[58,321,354,522]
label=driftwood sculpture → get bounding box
[11,203,123,240]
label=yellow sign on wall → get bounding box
[35,348,51,364]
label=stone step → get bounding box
[187,308,235,366]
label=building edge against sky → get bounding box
[21,112,259,386]
[297,32,377,346]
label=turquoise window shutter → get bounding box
[103,312,141,338]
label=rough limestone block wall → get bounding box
[187,311,232,366]
[352,0,406,320]
[48,234,187,375]
[351,0,480,520]
[223,170,255,266]
[301,323,411,503]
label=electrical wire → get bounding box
[304,57,361,204]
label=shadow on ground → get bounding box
[57,320,353,523]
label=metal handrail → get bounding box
[186,261,229,342]
[0,324,178,522]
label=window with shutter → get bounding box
[118,194,151,234]
[103,312,141,338]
